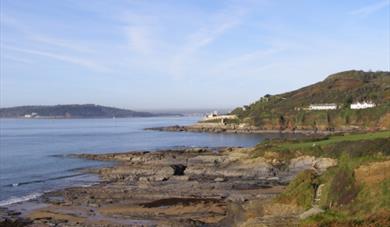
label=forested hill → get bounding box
[231,70,390,131]
[0,104,170,118]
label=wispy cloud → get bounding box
[350,0,390,16]
[186,4,247,52]
[169,3,250,78]
[1,55,33,64]
[208,47,284,77]
[126,26,153,55]
[187,15,242,51]
[30,35,96,53]
[5,46,110,72]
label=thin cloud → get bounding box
[349,0,390,15]
[126,26,152,55]
[169,4,249,78]
[1,55,33,64]
[187,17,241,51]
[31,35,96,53]
[5,46,110,72]
[208,47,284,77]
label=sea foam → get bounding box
[0,192,42,207]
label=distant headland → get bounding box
[0,104,181,119]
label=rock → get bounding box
[152,176,169,181]
[170,164,187,176]
[227,194,248,202]
[313,158,337,172]
[170,175,190,181]
[88,203,100,208]
[289,156,316,171]
[138,177,149,182]
[289,156,337,174]
[214,177,225,182]
[299,207,324,219]
[266,177,280,182]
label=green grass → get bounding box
[258,131,390,225]
[275,170,318,210]
[302,210,348,225]
[280,130,390,149]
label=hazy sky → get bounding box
[1,0,389,110]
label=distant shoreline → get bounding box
[0,115,183,120]
[0,104,183,119]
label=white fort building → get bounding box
[203,111,237,121]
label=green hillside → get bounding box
[231,70,390,131]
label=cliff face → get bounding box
[0,104,158,118]
[231,70,390,131]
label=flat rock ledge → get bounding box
[1,147,337,226]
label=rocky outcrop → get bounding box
[288,156,337,174]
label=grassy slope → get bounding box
[255,131,390,225]
[231,70,390,131]
[281,131,390,149]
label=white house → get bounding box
[24,113,38,118]
[309,103,338,110]
[350,101,376,109]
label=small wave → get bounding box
[0,192,42,207]
[5,173,87,187]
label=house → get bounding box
[309,103,338,110]
[350,101,376,109]
[24,112,38,118]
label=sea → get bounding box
[0,116,266,206]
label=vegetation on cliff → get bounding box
[251,131,390,226]
[231,70,390,131]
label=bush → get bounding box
[275,170,318,209]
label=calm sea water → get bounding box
[0,116,265,206]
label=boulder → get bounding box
[214,177,225,182]
[299,207,324,219]
[313,158,337,172]
[170,164,187,176]
[289,156,316,171]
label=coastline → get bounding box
[0,146,335,226]
[145,122,363,136]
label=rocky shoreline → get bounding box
[1,147,337,226]
[145,123,351,136]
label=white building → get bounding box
[203,111,237,121]
[309,103,338,110]
[24,112,38,118]
[205,111,218,118]
[350,101,376,109]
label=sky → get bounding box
[1,0,389,110]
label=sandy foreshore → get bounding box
[0,145,338,226]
